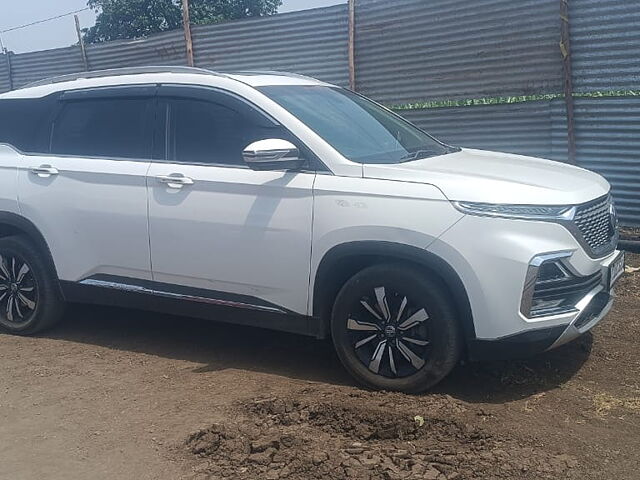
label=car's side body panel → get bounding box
[308,174,464,316]
[147,163,316,316]
[16,154,153,282]
[0,145,20,216]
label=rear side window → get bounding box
[0,96,56,153]
[165,96,290,166]
[51,98,152,159]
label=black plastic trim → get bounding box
[60,276,325,338]
[467,324,567,361]
[61,85,157,100]
[533,271,602,300]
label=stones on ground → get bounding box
[185,388,588,480]
[250,436,279,453]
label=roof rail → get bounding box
[22,66,221,89]
[226,70,320,82]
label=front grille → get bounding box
[572,196,616,257]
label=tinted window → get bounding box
[166,98,287,165]
[0,95,56,153]
[51,98,152,159]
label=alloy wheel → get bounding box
[0,254,38,324]
[346,286,431,378]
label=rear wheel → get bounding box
[0,236,64,335]
[331,264,461,393]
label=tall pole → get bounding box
[560,0,576,164]
[74,14,90,71]
[181,0,195,67]
[348,0,356,90]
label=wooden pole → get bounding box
[181,0,195,67]
[74,14,90,71]
[560,0,576,164]
[348,0,356,90]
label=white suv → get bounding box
[0,67,624,392]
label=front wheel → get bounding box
[331,264,462,393]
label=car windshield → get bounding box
[258,85,456,164]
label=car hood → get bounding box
[362,148,610,205]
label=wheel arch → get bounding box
[0,211,60,286]
[312,241,475,342]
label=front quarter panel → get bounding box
[310,175,463,314]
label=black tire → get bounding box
[331,263,461,393]
[0,235,64,335]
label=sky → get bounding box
[0,0,345,53]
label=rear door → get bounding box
[17,86,155,283]
[146,85,315,315]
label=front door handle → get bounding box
[156,174,194,189]
[30,165,59,178]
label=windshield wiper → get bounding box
[399,149,441,162]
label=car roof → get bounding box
[0,66,330,100]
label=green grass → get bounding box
[389,90,640,111]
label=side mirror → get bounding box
[242,139,305,171]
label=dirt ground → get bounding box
[1,255,639,480]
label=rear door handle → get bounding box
[30,165,59,178]
[155,174,194,189]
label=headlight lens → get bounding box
[453,201,574,220]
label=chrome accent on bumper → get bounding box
[547,286,614,350]
[545,250,620,349]
[520,250,576,318]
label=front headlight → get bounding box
[453,201,575,220]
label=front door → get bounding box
[146,86,315,315]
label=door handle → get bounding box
[29,165,59,178]
[156,174,194,189]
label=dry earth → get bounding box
[1,254,639,479]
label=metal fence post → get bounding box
[560,0,577,164]
[5,50,13,91]
[348,0,356,90]
[181,0,195,67]
[74,15,90,71]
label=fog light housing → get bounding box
[521,252,602,318]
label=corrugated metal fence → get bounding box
[0,0,637,225]
[569,0,640,225]
[354,0,563,103]
[192,5,349,87]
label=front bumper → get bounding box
[468,289,613,361]
[427,214,620,361]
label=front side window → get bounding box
[259,85,455,164]
[51,97,152,159]
[166,97,289,166]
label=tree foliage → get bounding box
[83,0,282,43]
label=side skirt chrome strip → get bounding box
[79,278,287,315]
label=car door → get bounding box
[17,86,155,284]
[146,85,315,315]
